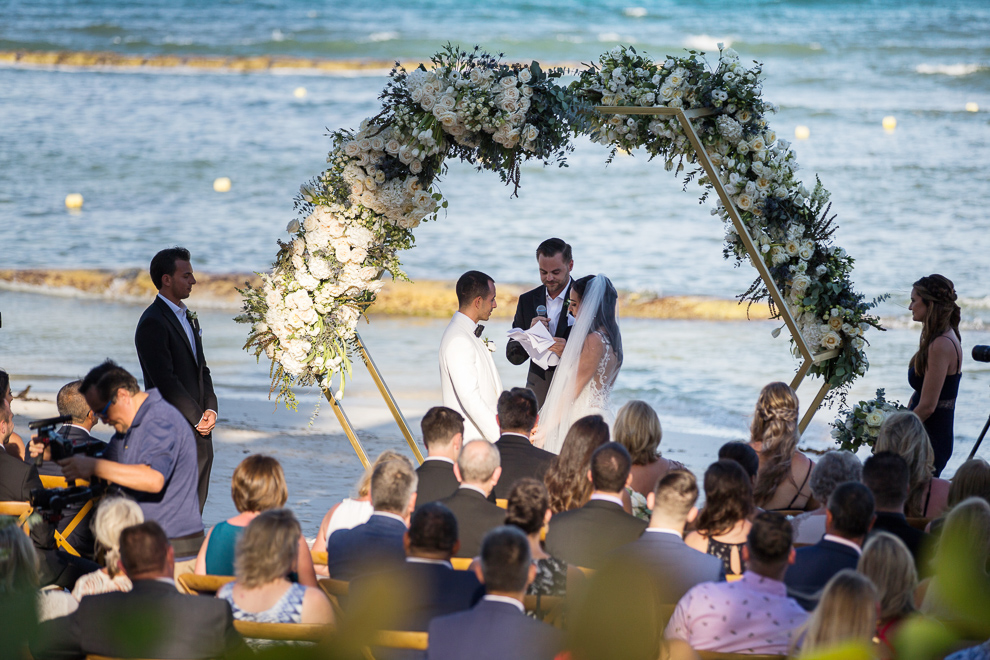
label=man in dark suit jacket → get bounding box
[328,455,418,580]
[863,451,931,571]
[349,503,484,635]
[492,388,555,500]
[440,440,506,558]
[785,481,875,610]
[506,238,574,407]
[612,469,724,603]
[546,443,647,568]
[415,407,464,508]
[428,527,562,660]
[134,247,218,512]
[32,521,246,660]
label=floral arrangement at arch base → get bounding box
[237,43,885,411]
[830,388,906,453]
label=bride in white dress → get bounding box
[537,274,623,454]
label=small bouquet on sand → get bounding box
[831,388,906,452]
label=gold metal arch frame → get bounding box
[323,104,838,468]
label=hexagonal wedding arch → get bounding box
[238,43,884,467]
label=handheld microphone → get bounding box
[536,304,547,317]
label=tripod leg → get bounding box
[967,414,990,461]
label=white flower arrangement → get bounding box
[831,389,906,452]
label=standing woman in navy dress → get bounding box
[908,275,963,477]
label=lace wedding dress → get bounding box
[538,275,622,454]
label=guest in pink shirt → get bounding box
[665,512,808,655]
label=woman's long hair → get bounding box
[695,459,755,537]
[571,274,623,364]
[795,570,878,657]
[857,532,917,623]
[750,382,801,507]
[910,274,961,377]
[544,415,610,513]
[876,411,935,517]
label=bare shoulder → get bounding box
[583,331,605,354]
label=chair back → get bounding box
[176,573,234,596]
[311,549,328,566]
[906,517,930,531]
[450,557,474,571]
[0,501,33,534]
[495,499,508,509]
[233,620,331,642]
[370,630,429,650]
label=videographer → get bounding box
[32,360,204,576]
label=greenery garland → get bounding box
[237,43,884,410]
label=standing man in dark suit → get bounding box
[493,388,554,500]
[506,238,574,407]
[415,407,464,508]
[612,470,724,603]
[545,443,647,568]
[32,521,246,660]
[440,440,505,558]
[784,481,875,610]
[135,247,218,513]
[428,526,563,660]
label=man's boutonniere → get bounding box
[482,336,496,353]
[186,310,198,322]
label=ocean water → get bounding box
[2,1,990,516]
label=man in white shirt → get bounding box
[439,271,502,443]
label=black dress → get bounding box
[908,341,962,477]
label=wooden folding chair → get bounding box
[311,549,328,566]
[495,499,508,509]
[362,630,429,660]
[450,557,474,571]
[176,573,234,596]
[233,620,331,642]
[0,501,33,535]
[906,517,931,531]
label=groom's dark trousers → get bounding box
[506,283,572,407]
[135,296,218,513]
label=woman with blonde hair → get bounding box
[920,497,990,621]
[794,569,878,657]
[907,274,963,477]
[927,458,990,535]
[858,532,917,651]
[876,411,949,519]
[544,415,610,514]
[217,509,333,638]
[613,401,684,501]
[748,382,815,511]
[194,454,317,586]
[71,497,144,599]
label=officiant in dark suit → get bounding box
[135,247,218,513]
[506,238,573,407]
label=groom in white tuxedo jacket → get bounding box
[440,271,503,443]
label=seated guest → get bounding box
[792,570,878,658]
[493,389,555,500]
[0,517,77,627]
[315,450,402,562]
[348,503,484,633]
[862,451,931,569]
[544,415,609,513]
[718,441,759,486]
[327,454,418,580]
[684,460,754,577]
[416,407,465,507]
[72,497,144,600]
[666,512,808,655]
[785,481,875,610]
[32,521,247,660]
[217,509,333,637]
[613,401,684,511]
[615,470,724,604]
[919,497,990,622]
[428,526,563,660]
[749,382,816,511]
[857,532,918,653]
[876,411,949,518]
[791,450,862,545]
[440,440,506,558]
[0,369,26,459]
[927,458,990,535]
[545,443,647,569]
[505,478,568,596]
[194,454,317,586]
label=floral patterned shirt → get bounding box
[665,570,808,655]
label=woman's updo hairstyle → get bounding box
[911,274,962,377]
[751,382,801,507]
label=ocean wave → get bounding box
[623,7,648,18]
[367,31,399,43]
[683,34,732,52]
[597,32,637,44]
[915,63,985,76]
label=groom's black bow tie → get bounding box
[474,324,484,338]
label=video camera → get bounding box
[29,482,108,523]
[974,346,990,363]
[29,414,107,464]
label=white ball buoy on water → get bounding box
[294,87,307,99]
[882,116,897,131]
[213,177,232,193]
[966,102,979,113]
[65,193,84,209]
[794,125,810,140]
